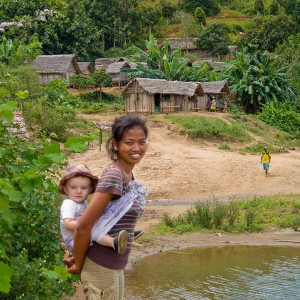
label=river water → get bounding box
[125,246,300,299]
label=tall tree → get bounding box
[196,22,231,58]
[181,0,220,16]
[239,15,296,52]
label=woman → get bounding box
[64,114,148,299]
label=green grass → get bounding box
[148,113,300,153]
[207,8,251,27]
[163,115,253,142]
[157,194,300,234]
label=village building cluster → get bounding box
[30,38,235,114]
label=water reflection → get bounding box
[125,246,300,299]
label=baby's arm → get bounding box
[64,218,78,231]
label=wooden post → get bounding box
[99,128,102,152]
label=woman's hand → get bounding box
[63,250,82,274]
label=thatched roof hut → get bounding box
[194,60,225,70]
[167,38,197,52]
[106,61,132,86]
[122,78,204,113]
[31,54,81,84]
[194,80,230,111]
[94,58,116,70]
[77,62,94,75]
[200,80,230,95]
[124,78,204,96]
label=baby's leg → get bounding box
[98,234,113,247]
[97,231,128,255]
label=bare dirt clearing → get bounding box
[68,113,300,299]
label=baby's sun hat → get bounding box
[58,164,98,195]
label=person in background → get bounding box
[260,146,271,176]
[59,164,128,255]
[63,114,148,300]
[206,98,212,111]
[210,97,217,112]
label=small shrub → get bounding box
[227,202,240,227]
[195,202,212,229]
[212,202,227,228]
[291,217,300,231]
[218,142,230,150]
[245,208,257,230]
[162,213,174,227]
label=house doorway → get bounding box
[154,94,160,112]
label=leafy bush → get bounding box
[8,250,74,300]
[258,101,300,135]
[23,100,77,141]
[159,196,300,234]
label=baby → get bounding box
[59,164,128,255]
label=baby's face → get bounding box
[63,176,92,203]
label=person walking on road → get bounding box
[261,146,271,176]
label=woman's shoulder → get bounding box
[102,163,123,176]
[100,163,124,183]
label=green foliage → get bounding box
[282,0,300,25]
[221,47,295,113]
[0,36,42,67]
[257,101,300,135]
[254,0,265,15]
[195,7,206,25]
[159,195,300,234]
[0,261,13,293]
[70,74,94,90]
[269,0,280,15]
[6,250,74,299]
[275,33,300,94]
[164,115,252,142]
[0,97,75,297]
[127,34,215,81]
[64,135,94,153]
[78,91,125,114]
[181,0,221,17]
[196,22,231,58]
[218,142,231,150]
[43,79,72,106]
[24,100,77,141]
[239,15,296,52]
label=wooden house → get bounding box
[95,58,116,70]
[31,54,81,85]
[196,80,230,110]
[106,61,132,86]
[94,57,137,86]
[122,78,204,113]
[77,62,94,75]
[167,38,203,56]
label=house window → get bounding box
[161,94,171,101]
